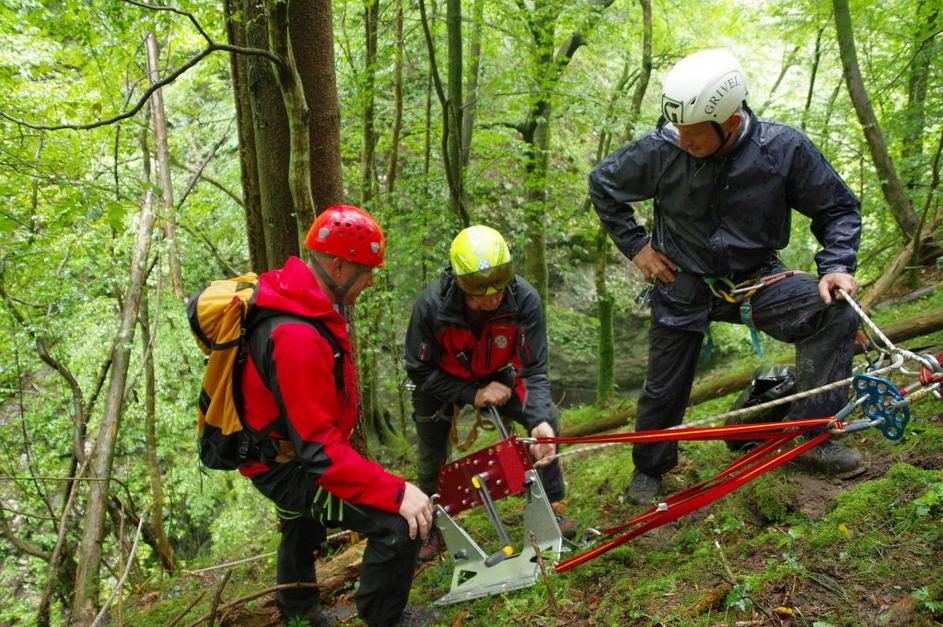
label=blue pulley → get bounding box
[852,374,910,441]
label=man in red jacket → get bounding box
[238,206,432,626]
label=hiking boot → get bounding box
[417,526,444,562]
[395,604,441,626]
[794,440,868,478]
[551,502,579,539]
[627,471,663,505]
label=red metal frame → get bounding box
[435,436,533,516]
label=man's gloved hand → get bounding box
[399,481,434,540]
[818,272,858,305]
[474,381,513,408]
[528,421,555,468]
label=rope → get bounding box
[449,406,495,452]
[553,291,937,463]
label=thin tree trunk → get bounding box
[361,0,379,207]
[140,294,175,573]
[446,0,464,215]
[754,45,798,118]
[518,0,615,312]
[901,4,937,191]
[266,0,316,240]
[594,0,651,406]
[801,23,827,133]
[225,0,267,271]
[290,0,345,212]
[833,0,919,237]
[358,0,381,437]
[418,0,469,225]
[71,190,156,623]
[244,0,297,268]
[385,0,404,200]
[145,32,186,299]
[461,0,484,168]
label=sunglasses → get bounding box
[455,262,514,296]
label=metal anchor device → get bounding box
[431,407,564,605]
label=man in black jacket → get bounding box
[590,49,866,505]
[405,225,576,560]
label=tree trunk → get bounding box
[290,0,345,212]
[361,0,379,207]
[901,4,937,192]
[358,0,381,438]
[518,0,614,312]
[71,190,156,623]
[446,0,464,215]
[833,0,919,237]
[418,0,469,225]
[594,0,651,406]
[140,295,175,573]
[244,0,297,269]
[385,0,404,200]
[461,0,484,168]
[266,0,316,240]
[225,0,267,271]
[145,32,186,299]
[594,226,615,405]
[801,23,826,133]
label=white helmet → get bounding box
[661,49,748,125]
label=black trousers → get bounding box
[411,388,566,502]
[634,271,859,477]
[249,461,420,626]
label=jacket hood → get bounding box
[254,256,351,349]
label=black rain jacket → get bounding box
[589,107,861,333]
[589,107,861,280]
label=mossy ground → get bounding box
[121,310,943,626]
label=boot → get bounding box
[627,470,663,505]
[795,440,867,478]
[417,526,444,562]
[551,502,579,540]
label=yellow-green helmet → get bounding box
[449,225,514,295]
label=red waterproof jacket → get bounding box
[238,256,404,513]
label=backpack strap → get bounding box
[232,309,345,465]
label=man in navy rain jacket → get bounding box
[589,50,867,505]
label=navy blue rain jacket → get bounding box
[589,107,861,281]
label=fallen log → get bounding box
[563,307,943,437]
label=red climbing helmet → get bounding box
[304,205,386,267]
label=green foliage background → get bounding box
[0,0,940,623]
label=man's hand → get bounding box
[818,272,858,305]
[399,482,433,540]
[632,242,678,284]
[528,421,556,468]
[474,381,513,408]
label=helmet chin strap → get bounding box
[704,121,732,159]
[310,257,367,301]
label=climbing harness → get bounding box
[704,269,807,357]
[429,289,942,600]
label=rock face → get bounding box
[548,312,650,407]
